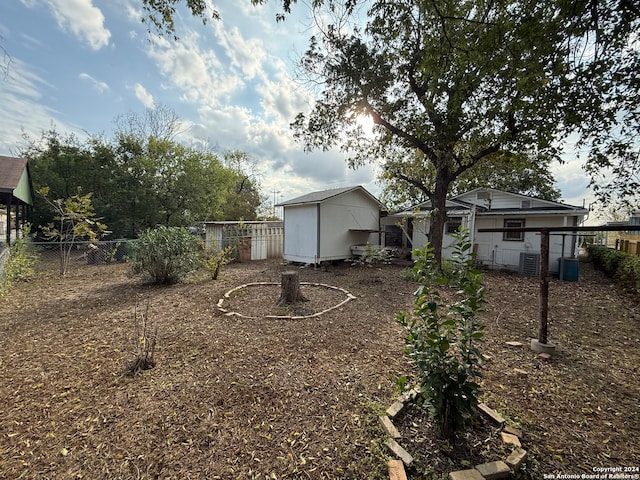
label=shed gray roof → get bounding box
[278,186,383,207]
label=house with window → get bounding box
[383,188,589,275]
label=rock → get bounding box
[538,352,552,361]
[506,341,523,346]
[501,431,522,447]
[513,368,529,376]
[475,461,511,479]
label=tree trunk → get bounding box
[276,271,308,306]
[429,170,453,271]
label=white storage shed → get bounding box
[278,186,384,264]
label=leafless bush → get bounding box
[126,297,158,375]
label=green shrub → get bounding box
[1,234,38,294]
[203,245,235,280]
[131,226,203,284]
[396,228,485,439]
[587,244,640,295]
[352,243,394,266]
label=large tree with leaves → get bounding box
[138,0,309,36]
[290,0,569,265]
[564,1,639,210]
[380,150,561,210]
[22,110,264,238]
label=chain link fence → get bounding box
[31,240,134,274]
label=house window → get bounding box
[446,216,463,234]
[503,219,525,241]
[521,200,531,209]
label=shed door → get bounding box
[284,205,318,262]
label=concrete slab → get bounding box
[501,431,522,447]
[477,403,505,425]
[386,400,404,418]
[388,459,408,480]
[503,424,522,438]
[531,339,556,354]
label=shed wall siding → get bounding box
[14,171,33,205]
[318,190,380,260]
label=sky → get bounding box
[0,0,596,214]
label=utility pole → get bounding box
[272,189,280,219]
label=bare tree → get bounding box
[114,105,184,142]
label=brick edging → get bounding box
[381,390,528,479]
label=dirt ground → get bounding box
[0,255,638,479]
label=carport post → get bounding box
[539,229,550,344]
[477,224,640,356]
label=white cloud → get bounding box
[258,69,311,124]
[42,0,111,50]
[145,33,241,105]
[136,2,378,202]
[79,72,109,93]
[213,22,265,79]
[133,83,155,108]
[551,156,594,207]
[0,59,82,154]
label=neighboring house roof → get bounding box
[278,186,383,208]
[394,188,588,217]
[0,155,33,206]
[203,221,283,225]
[393,199,472,216]
[452,187,587,214]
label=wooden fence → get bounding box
[204,221,284,261]
[615,238,640,256]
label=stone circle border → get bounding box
[217,282,356,319]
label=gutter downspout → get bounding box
[316,203,321,265]
[469,204,476,259]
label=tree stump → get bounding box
[276,271,308,306]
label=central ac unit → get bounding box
[519,252,540,276]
